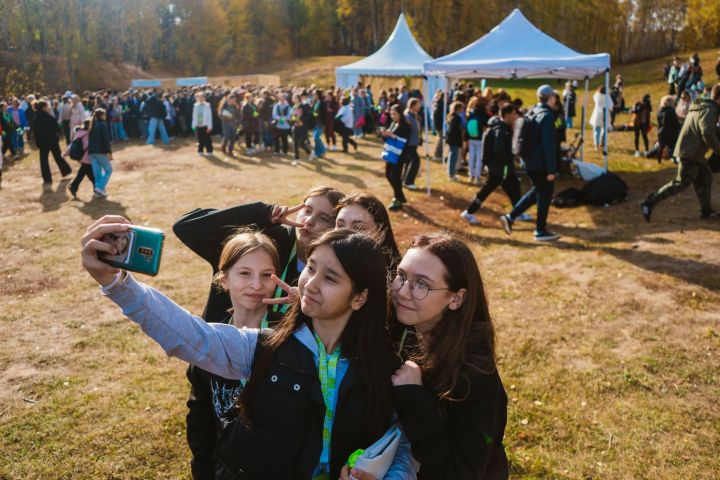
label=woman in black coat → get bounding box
[381,104,411,211]
[656,95,680,163]
[33,100,72,184]
[391,233,508,480]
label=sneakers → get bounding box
[517,212,533,222]
[449,175,460,182]
[388,199,403,211]
[499,214,513,235]
[331,145,337,151]
[94,187,108,198]
[460,210,480,225]
[640,202,652,222]
[404,183,418,190]
[292,160,300,166]
[68,184,78,199]
[308,153,317,161]
[534,230,561,242]
[634,150,641,157]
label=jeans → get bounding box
[11,129,25,151]
[112,122,127,141]
[138,119,148,139]
[467,139,483,178]
[146,117,169,144]
[448,146,460,177]
[222,122,238,153]
[593,126,604,147]
[313,126,326,157]
[261,123,273,148]
[509,170,554,233]
[90,153,112,191]
[403,146,420,185]
[566,116,574,129]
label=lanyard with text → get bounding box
[314,332,341,474]
[272,241,298,314]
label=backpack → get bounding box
[466,117,480,139]
[581,172,629,206]
[68,136,86,161]
[516,110,539,159]
[552,187,585,208]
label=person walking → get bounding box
[641,84,720,221]
[144,92,170,145]
[335,97,357,154]
[461,103,521,225]
[402,98,422,189]
[382,104,410,211]
[32,100,72,185]
[65,120,94,199]
[500,85,560,242]
[192,92,214,156]
[88,108,113,198]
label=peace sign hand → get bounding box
[270,203,306,228]
[262,274,299,306]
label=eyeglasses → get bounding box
[390,273,449,300]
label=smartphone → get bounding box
[98,225,165,276]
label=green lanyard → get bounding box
[314,332,340,471]
[272,241,298,314]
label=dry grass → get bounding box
[1,53,720,479]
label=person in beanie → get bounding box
[641,84,720,221]
[500,85,560,241]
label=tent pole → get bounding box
[424,78,432,196]
[442,78,449,164]
[603,70,609,172]
[581,77,589,161]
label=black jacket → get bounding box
[241,103,260,132]
[32,110,61,149]
[143,95,166,119]
[214,332,399,480]
[522,103,557,174]
[173,202,300,323]
[482,117,513,172]
[394,371,508,480]
[88,121,112,154]
[446,113,464,147]
[657,105,680,146]
[389,120,412,162]
[186,312,282,480]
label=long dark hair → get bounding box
[334,192,401,270]
[406,233,497,401]
[237,229,396,439]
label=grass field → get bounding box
[1,52,720,479]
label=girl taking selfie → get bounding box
[81,219,416,480]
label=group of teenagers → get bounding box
[80,186,509,480]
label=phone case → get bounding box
[99,226,165,276]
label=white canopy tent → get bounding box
[336,13,443,193]
[423,8,612,183]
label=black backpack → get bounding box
[68,136,86,161]
[581,172,629,206]
[552,187,585,208]
[481,125,496,166]
[516,109,539,159]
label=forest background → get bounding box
[0,0,719,92]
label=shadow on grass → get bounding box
[75,196,128,219]
[39,179,72,212]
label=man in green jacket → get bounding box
[641,84,720,221]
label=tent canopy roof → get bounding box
[336,13,433,76]
[423,9,610,80]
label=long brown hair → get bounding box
[334,192,401,270]
[407,232,497,401]
[237,229,396,439]
[303,185,345,207]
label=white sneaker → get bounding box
[292,160,299,166]
[449,175,460,182]
[308,153,317,161]
[634,151,641,157]
[94,188,108,198]
[404,183,418,190]
[331,145,337,151]
[460,210,480,225]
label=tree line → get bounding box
[0,0,715,91]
